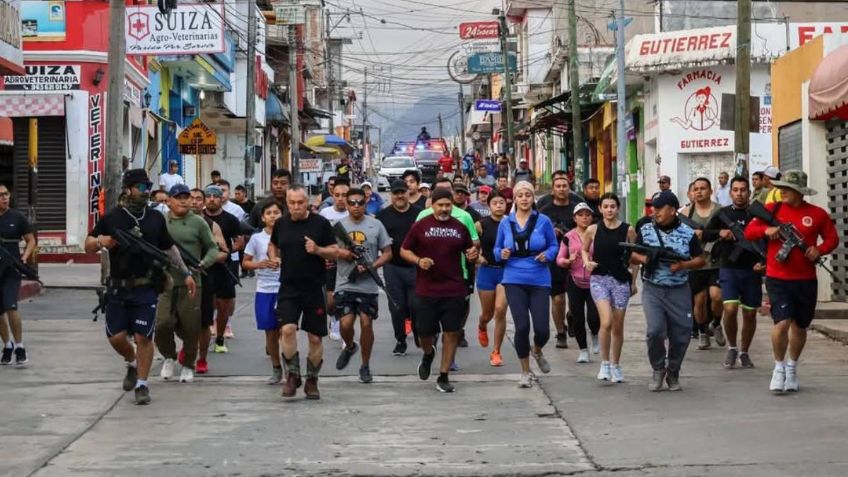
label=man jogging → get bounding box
[401,187,478,393]
[540,175,577,349]
[745,170,838,394]
[0,184,36,365]
[268,185,338,399]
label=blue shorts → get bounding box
[476,265,504,291]
[719,268,762,310]
[255,292,279,330]
[105,286,158,339]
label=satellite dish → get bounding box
[447,51,480,84]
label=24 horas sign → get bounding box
[126,4,225,55]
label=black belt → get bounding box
[107,277,152,289]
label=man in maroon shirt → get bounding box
[745,170,838,394]
[401,188,478,393]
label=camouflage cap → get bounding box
[771,169,817,196]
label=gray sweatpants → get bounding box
[642,282,693,373]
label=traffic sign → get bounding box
[178,118,217,155]
[467,52,517,74]
[474,100,501,112]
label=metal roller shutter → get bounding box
[12,117,67,231]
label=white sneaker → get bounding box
[161,359,175,380]
[597,361,611,381]
[577,349,590,363]
[769,367,786,394]
[611,364,624,383]
[179,367,194,383]
[329,320,341,341]
[784,365,799,392]
[591,334,600,355]
[518,372,533,388]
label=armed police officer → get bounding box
[0,183,36,366]
[84,169,196,405]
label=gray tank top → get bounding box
[688,202,720,269]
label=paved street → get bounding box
[4,277,848,477]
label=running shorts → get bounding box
[334,291,379,319]
[476,265,504,291]
[689,269,719,295]
[105,286,158,339]
[719,268,762,310]
[276,288,328,337]
[416,295,465,336]
[254,292,279,330]
[589,274,631,310]
[766,277,817,329]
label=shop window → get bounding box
[778,121,802,172]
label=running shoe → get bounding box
[597,362,611,381]
[179,367,194,383]
[649,369,666,392]
[404,318,413,337]
[611,364,624,383]
[518,372,533,388]
[14,347,28,365]
[710,321,726,347]
[195,359,209,374]
[418,351,435,380]
[532,351,551,374]
[268,367,283,385]
[478,326,489,348]
[336,342,358,370]
[160,359,175,380]
[392,341,407,356]
[123,364,138,391]
[450,361,460,372]
[769,367,786,394]
[784,365,799,392]
[329,320,341,341]
[697,333,711,350]
[489,350,504,367]
[555,333,568,349]
[1,346,12,365]
[213,343,229,353]
[724,348,739,369]
[577,349,590,363]
[224,324,234,339]
[739,353,755,368]
[359,365,373,384]
[436,377,455,393]
[665,370,682,391]
[591,334,600,355]
[177,348,186,366]
[135,385,151,405]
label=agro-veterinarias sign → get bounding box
[125,4,225,55]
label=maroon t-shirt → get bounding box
[402,215,472,297]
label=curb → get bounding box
[18,280,42,301]
[811,323,848,346]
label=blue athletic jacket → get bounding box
[494,210,559,287]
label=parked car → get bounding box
[376,175,390,192]
[378,155,418,188]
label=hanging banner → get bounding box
[125,4,225,55]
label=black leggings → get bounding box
[504,284,550,359]
[566,277,599,350]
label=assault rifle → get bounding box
[620,242,690,278]
[748,201,840,283]
[91,287,107,322]
[0,244,42,285]
[717,210,765,262]
[677,213,703,230]
[332,222,398,309]
[113,228,172,271]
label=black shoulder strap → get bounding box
[687,205,695,219]
[652,223,666,248]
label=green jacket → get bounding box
[164,211,219,287]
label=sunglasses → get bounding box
[134,183,153,192]
[347,199,366,206]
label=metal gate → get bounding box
[12,117,67,231]
[825,120,848,301]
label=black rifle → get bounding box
[114,228,172,270]
[173,242,210,277]
[332,222,398,309]
[717,210,765,262]
[620,242,690,278]
[91,287,107,322]
[677,213,703,230]
[0,244,42,285]
[748,201,841,283]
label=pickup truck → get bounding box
[391,138,449,183]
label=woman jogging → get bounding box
[581,193,637,384]
[494,181,559,388]
[475,192,508,367]
[557,203,600,364]
[242,202,284,384]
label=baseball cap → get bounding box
[431,187,453,203]
[520,158,528,163]
[478,185,492,194]
[572,202,593,215]
[419,182,431,190]
[763,165,781,179]
[122,169,153,188]
[205,185,223,197]
[454,184,470,195]
[168,184,191,197]
[390,180,408,192]
[657,175,671,184]
[361,181,373,189]
[651,190,680,209]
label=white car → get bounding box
[378,156,418,188]
[376,175,390,192]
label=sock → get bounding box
[273,365,282,370]
[216,337,224,346]
[601,360,610,365]
[699,323,709,333]
[787,359,797,368]
[739,351,748,356]
[135,379,147,389]
[5,341,13,349]
[14,342,23,349]
[775,360,786,370]
[729,346,737,351]
[127,359,138,368]
[438,372,448,382]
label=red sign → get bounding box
[459,21,499,40]
[255,55,268,100]
[639,32,732,56]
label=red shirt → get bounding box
[744,201,838,280]
[438,155,454,173]
[402,215,473,297]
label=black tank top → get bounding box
[480,216,502,267]
[592,221,631,282]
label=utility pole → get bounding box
[325,9,334,133]
[27,118,38,270]
[613,2,628,200]
[458,84,466,153]
[104,0,126,211]
[567,0,583,183]
[498,11,515,164]
[289,26,301,180]
[244,0,257,199]
[735,0,751,178]
[361,68,368,172]
[438,113,444,138]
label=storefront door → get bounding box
[680,152,735,200]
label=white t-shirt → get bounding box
[244,230,280,294]
[319,206,348,225]
[222,200,248,261]
[159,172,185,193]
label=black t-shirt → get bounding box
[237,199,255,216]
[705,205,763,269]
[90,207,175,279]
[462,205,482,224]
[270,212,335,293]
[205,210,240,254]
[411,195,428,210]
[335,163,352,181]
[0,208,32,257]
[376,205,422,268]
[540,202,577,239]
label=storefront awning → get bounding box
[0,94,66,117]
[266,93,290,124]
[533,90,571,111]
[809,45,848,121]
[0,117,12,147]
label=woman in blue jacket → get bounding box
[494,181,559,388]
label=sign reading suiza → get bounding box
[3,64,81,91]
[125,4,225,55]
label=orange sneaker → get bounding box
[489,350,503,367]
[404,318,413,337]
[478,326,489,348]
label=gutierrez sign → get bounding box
[125,4,225,55]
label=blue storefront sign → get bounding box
[467,52,517,74]
[474,99,501,112]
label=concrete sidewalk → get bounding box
[38,263,102,289]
